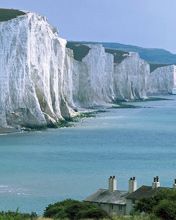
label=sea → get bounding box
[0,95,176,214]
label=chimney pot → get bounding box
[108,176,117,192]
[152,176,160,189]
[129,177,137,193]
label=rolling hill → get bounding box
[68,41,176,65]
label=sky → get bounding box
[0,0,176,53]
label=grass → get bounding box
[66,42,90,61]
[105,48,129,63]
[149,63,170,73]
[111,215,160,220]
[0,9,25,22]
[36,215,160,220]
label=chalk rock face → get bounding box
[63,49,88,108]
[148,65,176,94]
[82,45,114,106]
[0,12,74,129]
[0,11,151,130]
[72,45,114,107]
[113,52,149,100]
[63,48,87,109]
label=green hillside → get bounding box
[0,9,25,22]
[149,63,170,72]
[66,42,90,61]
[68,41,176,65]
[105,48,129,63]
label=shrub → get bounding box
[135,189,176,220]
[0,210,37,220]
[154,199,176,220]
[134,197,158,213]
[77,208,109,219]
[43,199,109,219]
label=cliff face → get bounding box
[74,45,114,107]
[66,46,150,107]
[113,52,149,100]
[64,44,115,108]
[0,13,74,129]
[0,11,151,130]
[83,45,114,106]
[148,65,176,94]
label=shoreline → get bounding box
[0,128,18,135]
[0,95,172,135]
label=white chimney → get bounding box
[152,176,160,189]
[173,179,176,189]
[108,176,117,192]
[129,177,137,193]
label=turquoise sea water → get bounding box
[0,96,176,213]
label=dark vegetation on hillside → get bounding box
[105,48,129,63]
[0,210,37,220]
[149,63,171,72]
[66,42,90,61]
[135,189,176,220]
[0,9,25,22]
[69,41,176,65]
[44,199,109,219]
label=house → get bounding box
[84,176,137,216]
[85,176,176,216]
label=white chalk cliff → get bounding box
[0,11,151,129]
[0,12,75,129]
[148,65,176,94]
[66,45,114,107]
[113,52,149,100]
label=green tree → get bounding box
[43,199,109,220]
[154,200,176,220]
[135,189,176,220]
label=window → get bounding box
[119,205,123,211]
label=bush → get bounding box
[0,210,37,220]
[134,197,158,213]
[135,189,176,220]
[77,208,109,219]
[43,199,109,219]
[154,200,176,220]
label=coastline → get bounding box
[0,95,172,135]
[0,127,18,134]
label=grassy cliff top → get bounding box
[66,42,90,61]
[149,63,171,72]
[72,41,176,65]
[105,48,129,63]
[0,9,26,22]
[67,41,129,63]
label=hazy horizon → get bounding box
[0,0,176,53]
